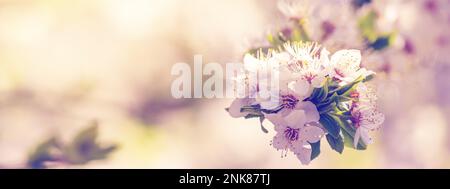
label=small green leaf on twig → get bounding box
[326,134,344,154]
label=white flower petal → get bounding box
[259,100,280,110]
[355,68,375,78]
[360,128,373,145]
[288,80,311,98]
[265,113,288,132]
[311,76,325,88]
[296,101,320,123]
[361,109,385,130]
[330,49,361,68]
[302,126,324,143]
[320,48,330,67]
[256,89,280,106]
[294,146,312,165]
[284,109,307,128]
[272,132,289,150]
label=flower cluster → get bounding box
[227,41,384,165]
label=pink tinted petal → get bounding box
[279,108,292,117]
[278,67,295,85]
[296,101,320,123]
[259,100,280,110]
[265,114,288,132]
[294,146,312,165]
[360,128,373,145]
[301,126,324,143]
[330,49,361,69]
[228,98,249,118]
[288,80,310,98]
[284,109,307,128]
[362,111,385,130]
[272,132,289,150]
[355,68,375,78]
[258,90,281,110]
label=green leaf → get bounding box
[319,80,329,102]
[310,79,329,104]
[326,134,344,154]
[319,114,341,138]
[309,88,322,103]
[309,141,321,160]
[295,19,311,42]
[327,80,340,92]
[334,76,364,95]
[358,10,397,51]
[318,102,336,115]
[320,92,338,106]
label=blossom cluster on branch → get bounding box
[227,41,384,165]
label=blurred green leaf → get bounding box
[358,11,378,42]
[64,122,117,164]
[27,121,117,168]
[291,18,311,42]
[27,137,62,169]
[358,10,397,51]
[353,0,372,8]
[369,33,397,51]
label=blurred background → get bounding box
[0,0,449,168]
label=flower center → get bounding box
[334,68,345,78]
[284,127,299,141]
[302,72,317,84]
[281,94,299,109]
